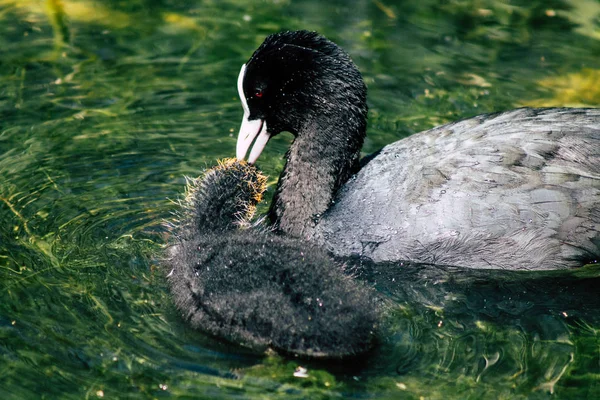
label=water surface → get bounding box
[1,0,599,398]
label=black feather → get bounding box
[165,160,379,358]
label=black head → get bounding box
[236,30,367,163]
[176,159,266,237]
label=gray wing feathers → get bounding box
[316,108,600,269]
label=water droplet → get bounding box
[294,366,309,378]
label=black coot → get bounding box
[235,30,599,270]
[165,160,379,358]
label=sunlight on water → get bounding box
[1,0,599,398]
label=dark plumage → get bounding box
[236,30,600,270]
[165,160,379,358]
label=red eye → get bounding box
[255,89,263,98]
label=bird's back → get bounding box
[315,108,600,269]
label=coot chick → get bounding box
[235,30,600,270]
[165,160,379,358]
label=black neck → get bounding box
[268,112,366,238]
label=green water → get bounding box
[1,0,599,398]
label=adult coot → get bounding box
[235,30,600,270]
[165,160,379,358]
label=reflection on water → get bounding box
[1,0,599,398]
[363,262,600,395]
